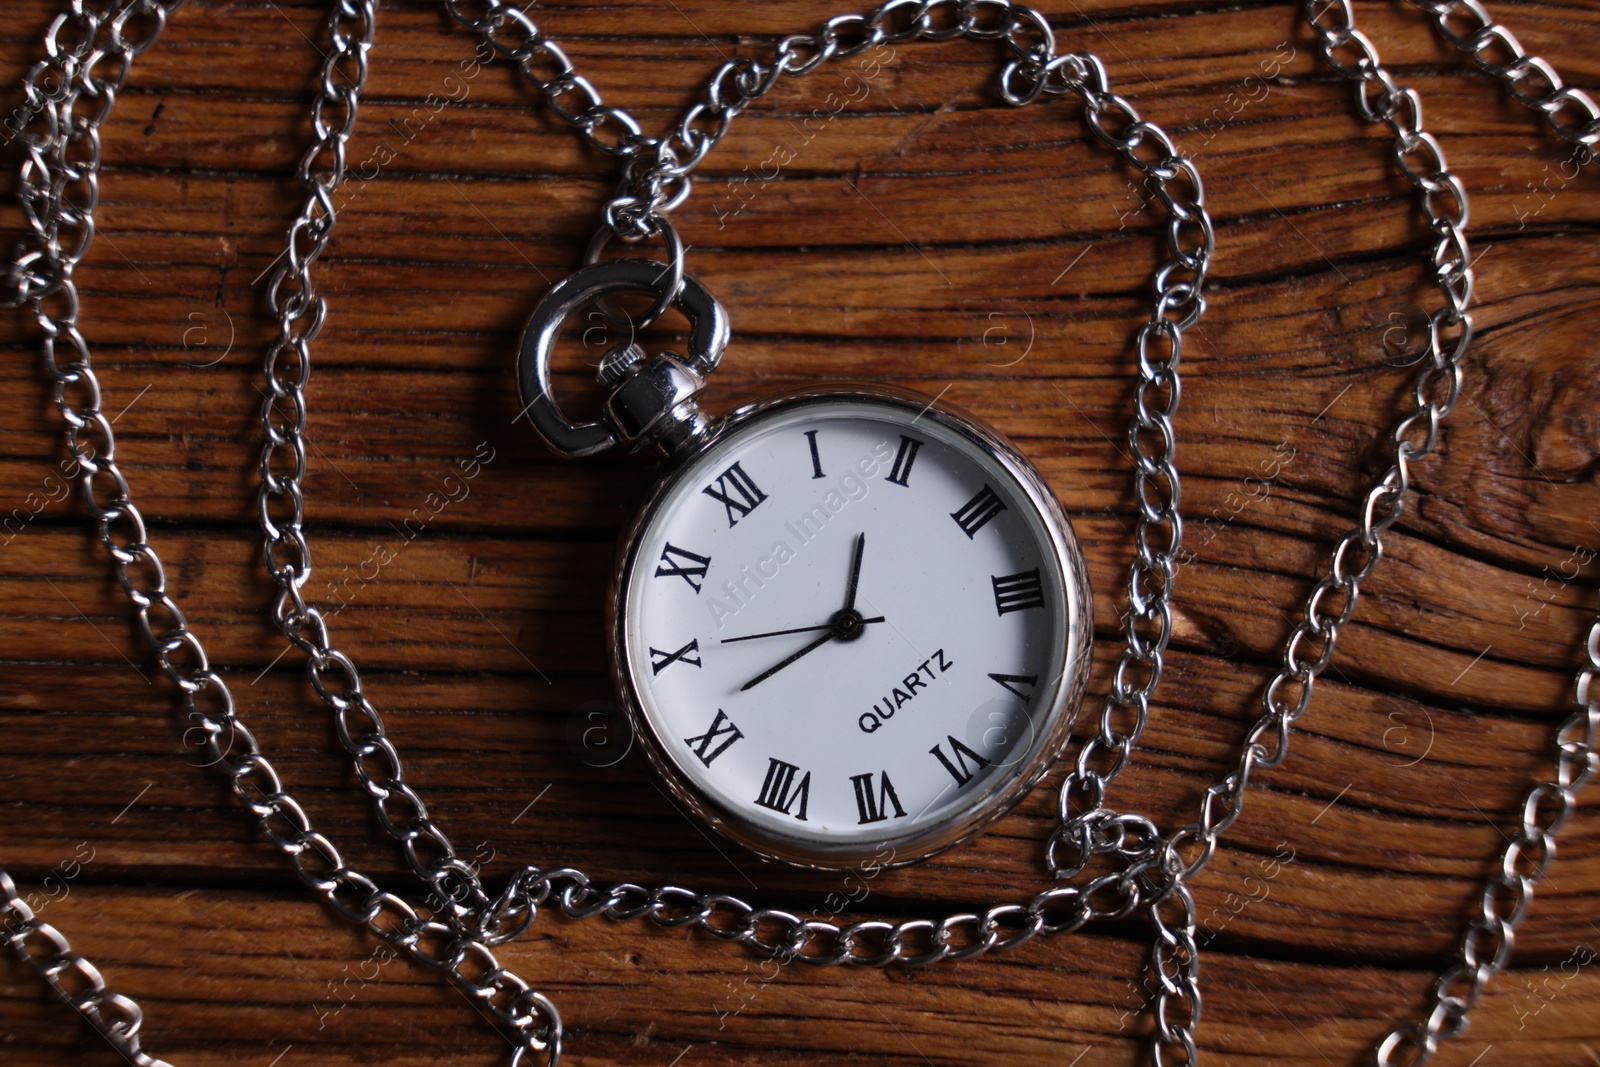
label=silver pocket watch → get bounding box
[519,257,1092,869]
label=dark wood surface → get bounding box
[2,1,1600,1064]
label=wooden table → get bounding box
[2,1,1598,1064]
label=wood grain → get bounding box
[2,1,1599,1064]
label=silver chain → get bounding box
[256,0,1214,1005]
[2,3,1212,1062]
[1376,621,1600,1065]
[1369,10,1593,1067]
[1135,0,1485,1057]
[1,1,1595,1065]
[1,867,173,1067]
[4,0,165,310]
[2,2,562,1064]
[1141,4,1597,1060]
[1407,0,1600,151]
[2,6,186,1063]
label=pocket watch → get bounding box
[7,1,1597,1064]
[519,259,1092,868]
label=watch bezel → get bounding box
[606,382,1093,870]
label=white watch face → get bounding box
[615,391,1090,867]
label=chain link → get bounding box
[1159,0,1479,890]
[2,868,174,1067]
[1,5,183,1062]
[1406,0,1600,150]
[5,0,160,310]
[1138,1,1594,1060]
[1134,0,1482,1056]
[3,3,560,1064]
[1042,48,1203,884]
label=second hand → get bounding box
[721,618,885,644]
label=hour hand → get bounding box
[739,630,836,692]
[737,609,886,691]
[737,532,878,691]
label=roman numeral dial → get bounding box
[755,758,811,821]
[654,543,711,592]
[988,672,1037,699]
[930,736,991,787]
[885,434,923,487]
[649,639,701,675]
[992,569,1046,615]
[851,771,907,824]
[702,461,767,527]
[952,484,1007,538]
[622,398,1087,870]
[683,710,743,767]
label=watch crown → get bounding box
[597,341,647,387]
[601,351,712,461]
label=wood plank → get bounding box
[2,887,1599,1066]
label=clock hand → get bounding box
[737,610,886,691]
[721,617,885,644]
[739,629,836,692]
[740,534,877,691]
[842,531,865,612]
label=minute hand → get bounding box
[843,532,866,612]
